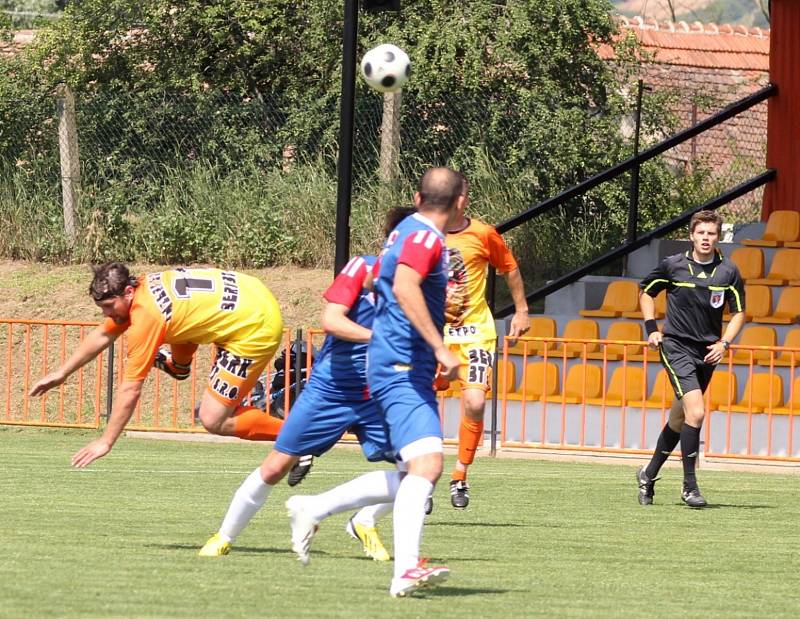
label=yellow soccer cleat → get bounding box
[198,533,231,557]
[346,515,390,562]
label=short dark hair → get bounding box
[383,206,417,237]
[89,261,139,302]
[417,167,463,211]
[690,210,723,235]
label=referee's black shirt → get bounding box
[640,250,745,345]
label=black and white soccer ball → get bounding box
[360,43,411,93]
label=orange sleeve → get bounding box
[123,312,166,382]
[486,227,518,274]
[102,317,130,337]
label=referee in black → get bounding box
[636,210,746,507]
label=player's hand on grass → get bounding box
[29,371,67,397]
[647,331,663,350]
[507,311,530,346]
[434,346,460,381]
[71,439,112,468]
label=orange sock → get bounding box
[233,406,284,441]
[454,416,483,477]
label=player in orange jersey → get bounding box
[438,172,529,510]
[29,262,285,467]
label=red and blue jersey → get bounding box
[368,213,449,390]
[308,255,376,399]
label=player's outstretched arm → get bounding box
[71,379,143,468]
[393,265,459,380]
[29,326,118,397]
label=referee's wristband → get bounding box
[644,319,659,336]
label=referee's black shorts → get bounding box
[659,336,716,399]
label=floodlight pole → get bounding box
[334,0,360,275]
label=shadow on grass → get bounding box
[148,543,305,556]
[426,521,528,528]
[681,503,775,510]
[405,586,515,598]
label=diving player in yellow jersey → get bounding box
[29,262,285,468]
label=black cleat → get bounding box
[681,484,708,508]
[636,466,659,506]
[450,479,470,509]
[424,494,433,516]
[287,454,314,487]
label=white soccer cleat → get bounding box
[389,559,450,598]
[286,495,319,566]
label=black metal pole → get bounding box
[334,0,359,275]
[624,79,644,276]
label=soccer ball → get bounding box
[360,44,410,93]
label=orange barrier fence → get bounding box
[496,335,800,463]
[4,317,800,465]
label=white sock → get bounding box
[392,474,433,579]
[304,469,402,522]
[353,501,393,527]
[218,468,272,542]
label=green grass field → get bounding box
[1,426,798,618]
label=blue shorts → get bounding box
[371,378,442,455]
[274,385,394,463]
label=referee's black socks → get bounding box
[680,424,702,489]
[645,424,681,480]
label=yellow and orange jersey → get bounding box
[444,218,518,343]
[103,268,283,382]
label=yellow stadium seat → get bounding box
[629,369,674,409]
[489,358,517,396]
[506,317,556,356]
[705,370,738,412]
[771,376,800,415]
[729,247,765,282]
[728,373,783,413]
[757,328,800,367]
[752,287,800,325]
[580,280,640,318]
[747,249,800,286]
[587,321,644,361]
[506,361,559,401]
[586,366,645,407]
[553,319,600,358]
[742,210,800,247]
[722,285,770,322]
[543,363,603,404]
[729,325,778,364]
[622,289,666,319]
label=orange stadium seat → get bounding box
[506,361,559,401]
[587,321,644,361]
[728,372,783,413]
[553,319,600,358]
[729,247,765,282]
[757,328,800,367]
[543,363,603,404]
[705,370,738,412]
[723,285,771,322]
[622,289,666,319]
[490,358,517,396]
[506,317,556,356]
[747,249,800,286]
[771,376,800,415]
[729,325,778,364]
[629,369,674,409]
[579,280,640,318]
[742,210,800,247]
[586,366,645,407]
[752,287,800,325]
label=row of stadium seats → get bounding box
[479,361,794,414]
[507,319,800,365]
[740,209,800,247]
[576,278,800,324]
[731,247,800,285]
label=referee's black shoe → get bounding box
[681,484,708,508]
[636,466,658,505]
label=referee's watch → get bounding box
[719,339,730,350]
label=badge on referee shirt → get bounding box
[710,290,724,308]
